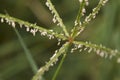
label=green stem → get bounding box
[52,53,67,80]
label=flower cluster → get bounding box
[46,0,69,37]
[73,41,118,59]
[46,1,62,26]
[32,42,69,80]
[73,0,109,37]
[0,14,68,41]
[1,17,16,27]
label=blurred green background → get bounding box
[0,0,120,80]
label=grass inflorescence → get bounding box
[0,0,120,80]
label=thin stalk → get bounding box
[71,0,85,38]
[52,53,67,80]
[0,13,67,40]
[74,0,109,38]
[32,42,70,80]
[47,0,69,37]
[76,1,85,24]
[73,41,119,58]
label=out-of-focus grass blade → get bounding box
[14,28,38,73]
